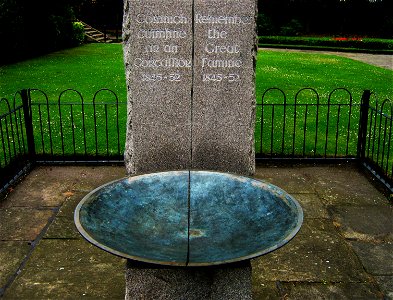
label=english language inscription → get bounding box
[124,0,256,175]
[130,10,250,84]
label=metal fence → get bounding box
[26,88,126,162]
[255,87,360,159]
[1,87,392,195]
[361,91,393,186]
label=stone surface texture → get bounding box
[0,166,126,299]
[125,261,252,300]
[123,0,256,176]
[0,164,392,299]
[122,0,257,298]
[5,240,125,299]
[0,241,30,288]
[191,0,256,175]
[123,0,193,174]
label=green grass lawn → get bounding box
[256,50,393,102]
[1,43,392,167]
[254,50,393,161]
[1,43,392,102]
[258,36,393,54]
[0,44,127,103]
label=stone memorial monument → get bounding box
[122,0,257,298]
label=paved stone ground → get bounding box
[0,163,392,299]
[261,48,393,70]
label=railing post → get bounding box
[357,90,371,160]
[21,89,36,161]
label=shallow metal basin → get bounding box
[74,171,303,266]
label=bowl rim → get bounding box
[74,170,303,267]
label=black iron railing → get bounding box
[26,88,126,162]
[255,87,360,159]
[1,87,392,196]
[0,92,30,193]
[361,91,393,187]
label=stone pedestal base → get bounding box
[125,260,252,300]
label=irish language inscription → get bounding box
[124,0,256,175]
[132,13,191,83]
[132,11,251,84]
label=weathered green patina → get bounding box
[74,171,303,266]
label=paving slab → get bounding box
[0,168,71,208]
[330,205,393,242]
[252,281,280,299]
[291,193,329,219]
[375,276,393,300]
[1,166,126,210]
[0,241,30,288]
[59,166,126,192]
[278,282,383,300]
[251,219,370,283]
[252,279,385,299]
[308,166,387,206]
[254,167,315,194]
[44,216,80,239]
[0,207,53,241]
[3,239,125,299]
[350,241,393,275]
[44,189,111,239]
[55,191,87,220]
[1,164,392,299]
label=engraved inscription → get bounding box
[195,14,252,25]
[136,14,189,24]
[133,13,191,82]
[137,29,187,39]
[133,12,250,83]
[202,73,240,82]
[141,73,181,82]
[198,13,251,84]
[134,58,191,68]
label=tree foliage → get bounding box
[258,0,393,38]
[0,0,83,64]
[1,0,392,64]
[75,0,123,29]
